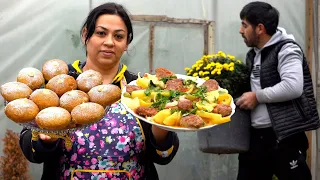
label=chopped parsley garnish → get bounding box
[151,93,171,110]
[160,75,177,84]
[183,79,197,86]
[192,86,208,100]
[144,81,162,96]
[169,90,184,98]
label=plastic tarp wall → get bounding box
[0,0,306,179]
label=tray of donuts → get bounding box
[1,59,121,135]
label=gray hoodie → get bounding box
[250,27,304,128]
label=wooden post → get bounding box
[149,24,155,74]
[305,0,313,169]
[89,0,92,11]
[208,22,215,55]
[203,24,209,55]
[203,22,215,55]
[131,15,215,63]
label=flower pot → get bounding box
[197,106,251,154]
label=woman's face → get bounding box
[84,14,128,68]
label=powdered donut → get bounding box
[76,69,103,92]
[60,90,89,112]
[45,74,77,97]
[71,102,105,125]
[1,82,33,102]
[42,59,69,81]
[35,107,71,130]
[29,89,60,110]
[4,98,39,123]
[87,84,121,108]
[17,67,45,90]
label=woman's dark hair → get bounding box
[240,1,279,35]
[81,2,133,45]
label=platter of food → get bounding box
[121,68,236,132]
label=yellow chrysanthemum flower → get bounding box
[227,55,235,60]
[203,71,210,75]
[211,69,217,75]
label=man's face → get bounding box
[239,19,259,47]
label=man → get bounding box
[236,1,320,180]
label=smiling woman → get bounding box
[80,4,133,84]
[19,2,179,180]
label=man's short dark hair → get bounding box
[240,1,279,35]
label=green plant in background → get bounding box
[185,51,250,98]
[272,175,279,180]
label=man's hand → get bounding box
[236,92,258,110]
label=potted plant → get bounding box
[185,51,251,154]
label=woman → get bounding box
[19,3,179,180]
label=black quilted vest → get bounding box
[246,39,320,141]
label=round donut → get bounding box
[76,69,103,92]
[29,89,60,110]
[42,59,68,81]
[60,90,89,112]
[35,107,71,130]
[87,84,121,108]
[1,82,33,102]
[71,102,105,125]
[45,74,77,97]
[4,98,39,123]
[17,67,45,90]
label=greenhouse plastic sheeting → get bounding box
[0,0,306,179]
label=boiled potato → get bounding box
[122,97,140,110]
[160,90,170,97]
[205,90,220,103]
[196,110,223,124]
[213,116,231,124]
[163,111,181,126]
[136,73,150,89]
[139,99,153,107]
[218,93,232,105]
[145,73,165,88]
[196,110,221,119]
[196,110,215,119]
[196,101,216,112]
[131,90,148,99]
[153,109,172,124]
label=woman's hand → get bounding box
[151,125,169,145]
[39,134,59,143]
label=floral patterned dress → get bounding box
[60,102,146,180]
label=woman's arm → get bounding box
[19,128,63,163]
[141,122,179,165]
